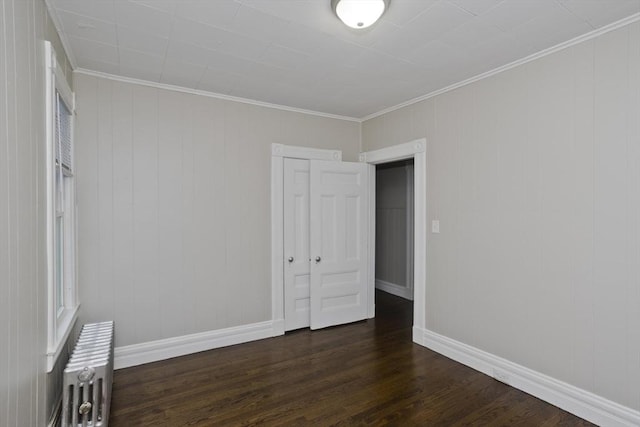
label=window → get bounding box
[45,41,79,372]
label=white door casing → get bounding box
[283,159,311,331]
[359,139,427,344]
[309,160,370,330]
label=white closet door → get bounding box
[309,160,369,330]
[283,158,311,331]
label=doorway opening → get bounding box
[360,138,427,345]
[375,159,414,302]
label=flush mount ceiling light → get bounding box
[332,0,389,29]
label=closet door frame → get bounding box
[271,144,342,336]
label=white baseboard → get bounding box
[375,279,413,300]
[415,328,640,427]
[272,318,285,336]
[115,320,279,369]
[412,326,425,346]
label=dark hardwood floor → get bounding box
[110,291,594,426]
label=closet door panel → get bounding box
[283,158,311,331]
[310,160,369,330]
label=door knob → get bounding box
[315,256,321,263]
[288,257,294,263]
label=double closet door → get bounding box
[283,158,370,331]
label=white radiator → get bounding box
[62,321,114,427]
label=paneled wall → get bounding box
[362,22,640,411]
[74,73,360,348]
[0,0,73,425]
[375,161,413,297]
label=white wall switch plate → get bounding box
[431,220,440,233]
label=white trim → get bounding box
[366,164,376,319]
[45,41,79,373]
[375,279,413,301]
[45,305,79,372]
[45,42,56,364]
[271,144,343,332]
[271,143,342,161]
[53,65,74,113]
[360,139,427,342]
[413,150,426,338]
[271,153,285,336]
[418,328,640,427]
[361,12,640,122]
[74,68,361,123]
[115,321,279,369]
[359,139,426,164]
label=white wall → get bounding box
[375,161,413,296]
[0,0,74,425]
[363,21,640,412]
[74,73,361,348]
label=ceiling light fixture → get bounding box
[332,0,389,29]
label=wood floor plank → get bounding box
[110,291,594,426]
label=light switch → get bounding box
[431,220,440,233]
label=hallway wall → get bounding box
[375,161,413,299]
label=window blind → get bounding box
[55,92,73,172]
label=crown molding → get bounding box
[361,12,640,122]
[54,7,639,124]
[73,69,361,123]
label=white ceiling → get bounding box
[48,0,640,119]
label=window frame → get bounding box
[45,41,79,372]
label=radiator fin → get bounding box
[62,321,114,427]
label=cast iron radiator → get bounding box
[62,321,114,427]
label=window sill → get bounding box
[46,304,80,373]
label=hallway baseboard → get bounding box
[375,279,413,300]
